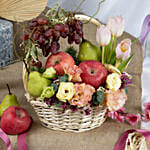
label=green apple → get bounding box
[27,71,51,97]
[78,39,101,62]
[0,84,19,117]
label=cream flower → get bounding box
[106,73,121,91]
[56,82,75,102]
[105,89,127,112]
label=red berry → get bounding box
[38,35,46,44]
[24,33,29,41]
[50,41,60,54]
[29,19,38,30]
[68,35,74,44]
[53,31,60,41]
[63,24,70,34]
[54,24,64,31]
[38,18,48,25]
[61,32,67,38]
[32,31,40,41]
[45,29,53,38]
[74,33,80,44]
[36,61,42,68]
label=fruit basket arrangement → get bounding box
[22,6,145,133]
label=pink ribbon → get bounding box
[17,132,29,150]
[0,128,29,150]
[0,128,11,150]
[114,129,150,150]
[0,118,32,150]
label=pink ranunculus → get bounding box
[70,83,95,108]
[144,102,150,113]
[107,16,124,37]
[105,89,127,112]
[96,25,111,46]
[142,110,150,122]
[116,39,131,61]
[64,65,82,82]
[108,108,125,123]
[125,113,141,126]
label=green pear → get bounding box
[78,39,101,62]
[0,84,19,117]
[27,71,51,97]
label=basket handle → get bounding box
[74,14,101,26]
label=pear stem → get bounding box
[6,84,12,95]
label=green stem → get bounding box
[108,36,116,63]
[102,46,105,64]
[83,0,106,24]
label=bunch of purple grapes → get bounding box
[24,17,83,56]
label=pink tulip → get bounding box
[96,25,111,46]
[125,113,141,126]
[107,16,124,37]
[116,39,131,61]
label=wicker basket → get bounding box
[125,132,149,150]
[23,14,107,132]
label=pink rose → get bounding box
[116,39,131,61]
[64,65,82,82]
[96,25,111,46]
[70,83,95,108]
[107,16,124,37]
[105,89,127,112]
[125,113,141,126]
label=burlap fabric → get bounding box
[0,27,143,149]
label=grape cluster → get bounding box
[24,17,83,56]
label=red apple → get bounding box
[45,52,75,75]
[1,106,31,135]
[79,60,107,88]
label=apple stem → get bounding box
[6,84,12,95]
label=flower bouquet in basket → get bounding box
[22,6,146,132]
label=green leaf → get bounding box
[54,101,62,107]
[58,74,68,82]
[36,47,43,57]
[124,87,128,94]
[51,83,59,92]
[65,47,80,65]
[92,91,104,106]
[31,67,39,72]
[117,54,133,73]
[65,47,77,57]
[97,91,104,103]
[31,46,38,62]
[39,68,46,73]
[109,50,116,65]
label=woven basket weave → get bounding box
[23,14,107,132]
[125,132,149,150]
